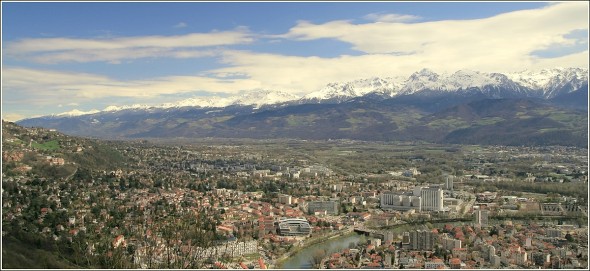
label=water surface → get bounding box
[278,233,366,269]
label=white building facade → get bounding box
[420,187,444,211]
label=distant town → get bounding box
[2,120,588,269]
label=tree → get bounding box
[156,209,218,269]
[489,227,499,237]
[565,233,574,242]
[311,249,326,268]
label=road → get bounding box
[462,191,476,215]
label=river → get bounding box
[277,233,367,269]
[277,218,578,268]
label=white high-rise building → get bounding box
[488,245,496,260]
[413,186,422,197]
[380,192,421,211]
[475,210,489,227]
[421,187,444,211]
[279,194,292,205]
[446,176,454,191]
[516,251,528,266]
[382,186,443,212]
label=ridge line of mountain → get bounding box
[48,67,588,118]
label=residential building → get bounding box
[475,210,489,228]
[380,193,421,211]
[421,187,444,211]
[306,200,338,215]
[441,234,462,250]
[445,176,454,191]
[278,194,292,205]
[546,228,562,238]
[424,259,446,269]
[449,258,462,269]
[408,230,437,251]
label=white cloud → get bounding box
[5,29,253,63]
[2,113,27,122]
[174,22,188,28]
[214,50,418,93]
[3,2,589,120]
[29,48,220,64]
[280,2,588,73]
[363,13,421,23]
[210,2,588,96]
[2,66,262,106]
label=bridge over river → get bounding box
[353,227,385,239]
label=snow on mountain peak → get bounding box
[303,67,587,102]
[303,76,405,101]
[103,104,153,112]
[506,67,588,98]
[161,96,233,109]
[447,70,500,90]
[54,67,588,117]
[55,109,100,117]
[233,89,299,108]
[403,69,443,92]
[412,68,434,75]
[94,89,300,115]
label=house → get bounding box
[112,235,126,248]
[449,258,462,269]
[424,258,447,269]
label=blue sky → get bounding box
[2,1,588,121]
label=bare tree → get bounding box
[149,207,218,269]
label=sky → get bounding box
[2,1,589,121]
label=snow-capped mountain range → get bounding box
[55,89,300,116]
[505,68,588,98]
[55,67,587,117]
[302,76,407,102]
[303,67,587,102]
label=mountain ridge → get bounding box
[16,67,588,147]
[46,67,588,118]
[17,94,588,147]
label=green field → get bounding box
[475,117,504,126]
[427,117,470,129]
[31,140,60,151]
[286,115,318,127]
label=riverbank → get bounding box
[273,227,356,269]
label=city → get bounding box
[2,120,587,269]
[2,1,588,269]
